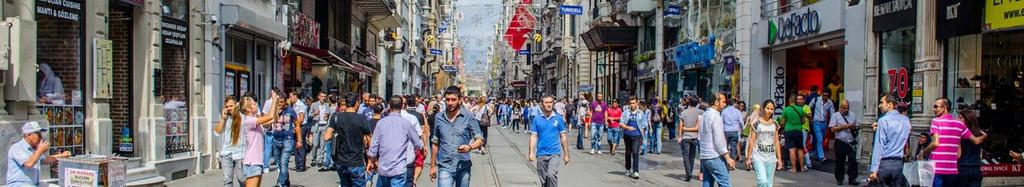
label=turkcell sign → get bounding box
[665,6,682,16]
[560,5,584,15]
[518,50,530,55]
[430,49,443,55]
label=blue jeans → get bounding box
[377,173,408,187]
[753,161,776,187]
[336,164,367,187]
[323,141,334,166]
[272,136,295,186]
[437,160,472,187]
[219,155,244,187]
[812,121,827,160]
[701,157,733,187]
[607,127,622,145]
[574,118,585,149]
[648,123,662,153]
[263,132,275,169]
[590,123,605,150]
[725,131,739,160]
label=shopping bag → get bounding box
[904,162,920,186]
[917,160,935,187]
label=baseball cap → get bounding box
[22,121,47,134]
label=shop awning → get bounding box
[580,26,639,51]
[290,44,358,71]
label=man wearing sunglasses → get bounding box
[7,122,71,186]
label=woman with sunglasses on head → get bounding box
[215,96,246,187]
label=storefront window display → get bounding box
[36,0,86,159]
[945,31,1024,163]
[161,14,191,155]
[878,27,916,114]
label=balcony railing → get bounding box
[761,0,822,19]
[328,37,354,61]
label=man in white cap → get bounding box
[6,122,70,187]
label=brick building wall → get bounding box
[110,7,133,156]
[161,46,188,101]
[36,12,83,99]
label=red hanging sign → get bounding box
[504,4,535,51]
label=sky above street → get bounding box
[456,0,502,87]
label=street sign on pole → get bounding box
[430,49,443,55]
[442,65,458,73]
[518,50,530,55]
[559,5,583,15]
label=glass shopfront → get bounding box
[160,1,191,155]
[878,27,917,114]
[944,30,1024,164]
[35,0,86,158]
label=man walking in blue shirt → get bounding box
[868,93,911,186]
[699,93,736,187]
[368,96,424,187]
[430,86,485,187]
[529,95,571,187]
[721,100,744,162]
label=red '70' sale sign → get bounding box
[886,67,911,109]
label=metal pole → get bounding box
[655,0,665,100]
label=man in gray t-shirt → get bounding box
[675,99,704,181]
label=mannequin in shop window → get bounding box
[37,64,65,105]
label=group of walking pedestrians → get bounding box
[198,82,1000,187]
[210,86,491,187]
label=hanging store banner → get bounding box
[504,4,536,51]
[560,5,584,15]
[936,0,983,38]
[290,13,321,48]
[985,0,1024,31]
[673,39,716,70]
[873,0,917,32]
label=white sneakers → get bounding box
[590,149,596,155]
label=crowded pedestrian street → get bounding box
[3,0,1024,187]
[168,122,851,187]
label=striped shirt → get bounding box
[929,114,970,175]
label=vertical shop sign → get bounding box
[289,13,320,48]
[93,38,113,99]
[984,0,1024,31]
[912,73,924,114]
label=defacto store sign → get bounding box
[985,0,1024,31]
[764,0,843,46]
[768,9,820,45]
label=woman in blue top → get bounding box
[522,102,532,133]
[620,97,647,179]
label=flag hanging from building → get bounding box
[504,3,535,51]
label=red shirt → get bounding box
[607,107,623,128]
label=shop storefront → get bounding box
[755,0,855,114]
[673,39,716,100]
[35,0,86,158]
[873,0,918,114]
[159,0,192,156]
[941,0,1024,178]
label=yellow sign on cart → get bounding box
[985,0,1024,30]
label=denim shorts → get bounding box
[243,164,263,178]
